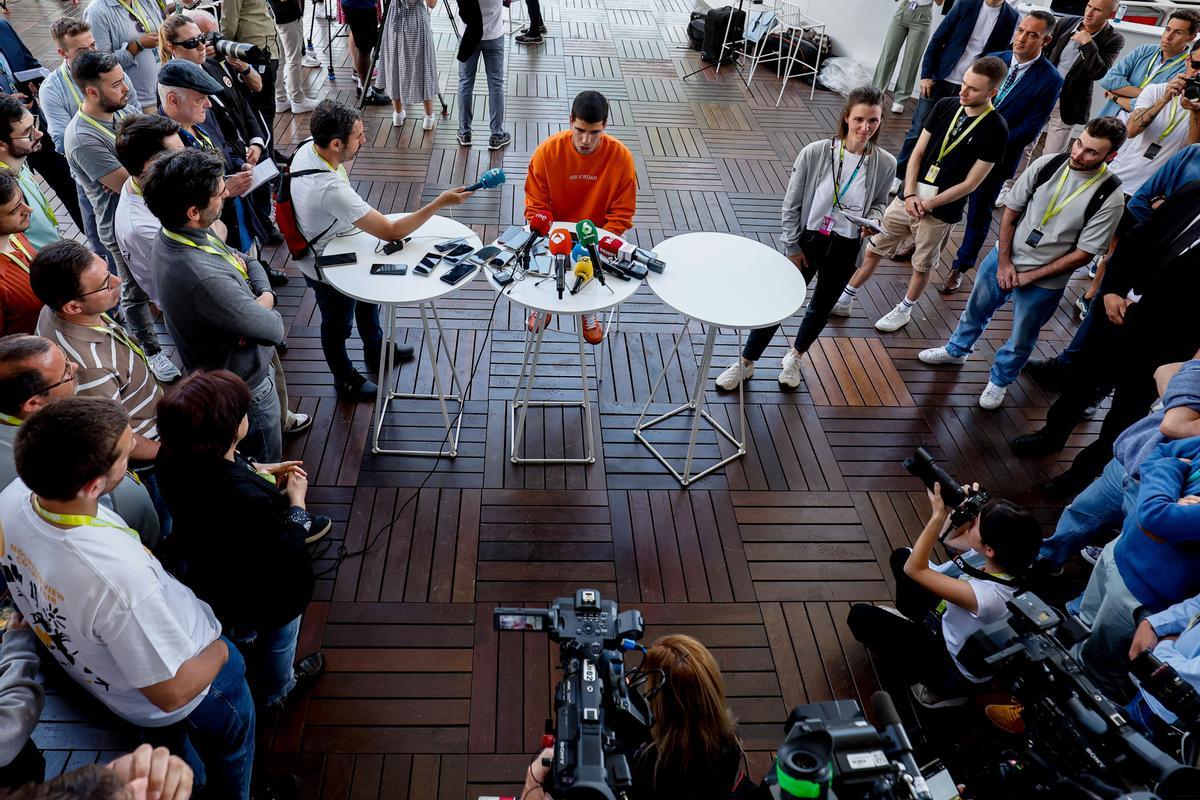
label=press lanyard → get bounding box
[78,112,117,142]
[91,313,148,365]
[162,228,251,283]
[6,163,57,226]
[0,412,21,426]
[1157,96,1186,142]
[115,0,162,39]
[0,235,32,273]
[831,139,866,210]
[1139,50,1187,89]
[32,495,140,543]
[191,126,216,152]
[59,61,81,106]
[927,105,993,182]
[1039,163,1108,228]
[316,150,348,181]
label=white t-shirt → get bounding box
[114,179,162,306]
[0,480,221,727]
[480,0,504,41]
[805,141,868,238]
[1109,83,1191,196]
[947,3,1002,85]
[289,141,374,280]
[932,555,1016,682]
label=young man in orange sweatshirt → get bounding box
[524,91,637,235]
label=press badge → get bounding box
[1026,228,1044,247]
[1144,142,1162,159]
[924,164,940,183]
[818,214,835,235]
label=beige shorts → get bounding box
[865,197,954,274]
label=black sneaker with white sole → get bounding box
[519,23,547,34]
[456,130,472,147]
[515,31,544,44]
[489,131,512,150]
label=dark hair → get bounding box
[968,55,1009,88]
[310,99,362,147]
[570,90,609,124]
[116,114,182,176]
[14,397,129,501]
[0,95,25,149]
[0,170,20,209]
[0,335,53,416]
[978,500,1042,576]
[1169,8,1200,34]
[1024,9,1056,32]
[29,240,95,311]
[51,17,91,48]
[1191,38,1200,54]
[0,764,129,799]
[142,147,223,229]
[71,49,119,91]
[1083,115,1128,153]
[837,85,884,143]
[157,370,251,465]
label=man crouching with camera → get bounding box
[848,480,1042,709]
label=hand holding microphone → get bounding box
[465,168,505,192]
[548,229,571,299]
[570,256,593,294]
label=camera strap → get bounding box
[952,555,1018,589]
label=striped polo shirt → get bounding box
[36,306,163,440]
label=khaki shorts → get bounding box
[865,197,954,274]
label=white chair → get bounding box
[740,9,780,87]
[743,0,825,104]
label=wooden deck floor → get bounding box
[8,0,1098,794]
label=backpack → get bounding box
[686,12,706,51]
[700,6,744,64]
[273,139,335,259]
[1024,152,1122,248]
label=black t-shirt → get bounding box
[918,97,1009,223]
[630,739,747,800]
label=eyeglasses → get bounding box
[74,273,113,300]
[171,36,205,50]
[10,116,39,141]
[31,347,76,397]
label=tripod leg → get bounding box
[358,0,393,109]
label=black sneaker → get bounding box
[303,515,332,544]
[456,129,472,147]
[364,344,415,379]
[519,23,547,34]
[489,131,512,150]
[334,372,379,401]
[1010,429,1068,458]
[1023,356,1067,390]
[362,87,391,105]
[266,267,289,287]
[515,31,544,44]
[293,652,326,694]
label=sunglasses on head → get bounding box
[172,36,205,49]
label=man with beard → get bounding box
[0,95,60,250]
[0,171,41,336]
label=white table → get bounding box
[485,222,640,464]
[322,214,482,457]
[637,232,807,486]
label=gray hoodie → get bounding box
[0,627,43,767]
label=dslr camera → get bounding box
[903,447,989,532]
[205,32,266,64]
[1184,75,1200,102]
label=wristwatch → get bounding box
[238,65,252,77]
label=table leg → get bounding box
[681,324,717,483]
[634,316,688,430]
[577,321,596,464]
[370,303,396,455]
[510,312,549,462]
[421,304,454,452]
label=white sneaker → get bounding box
[301,51,323,68]
[830,299,853,317]
[290,97,319,114]
[147,352,181,383]
[275,98,291,114]
[1087,253,1101,279]
[392,109,406,127]
[874,305,912,332]
[778,348,802,388]
[979,381,1007,410]
[716,360,754,390]
[422,114,436,131]
[918,345,967,365]
[891,101,904,114]
[993,185,1010,208]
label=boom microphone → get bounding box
[871,691,933,800]
[548,229,571,299]
[571,257,593,294]
[575,220,606,287]
[465,167,506,192]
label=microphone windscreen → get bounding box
[548,229,572,255]
[870,691,902,729]
[575,219,599,245]
[598,235,624,257]
[481,168,505,188]
[571,243,588,262]
[529,211,553,237]
[573,257,593,278]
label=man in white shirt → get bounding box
[0,397,256,798]
[455,0,510,150]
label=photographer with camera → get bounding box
[849,474,1042,708]
[520,634,749,800]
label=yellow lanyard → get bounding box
[935,105,994,166]
[1038,163,1108,228]
[316,150,349,181]
[190,126,216,153]
[1140,50,1187,89]
[78,112,117,142]
[0,412,21,426]
[130,178,142,196]
[91,313,148,365]
[1158,96,1186,142]
[5,163,57,227]
[59,61,82,107]
[32,495,140,543]
[162,228,251,283]
[0,235,32,274]
[114,0,161,40]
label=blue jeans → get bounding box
[945,247,1065,387]
[177,637,256,799]
[895,80,960,179]
[306,278,384,384]
[230,615,301,707]
[1038,458,1136,566]
[78,185,110,270]
[458,36,505,137]
[244,371,282,463]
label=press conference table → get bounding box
[321,213,482,458]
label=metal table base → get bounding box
[509,311,597,464]
[633,319,746,486]
[371,302,465,457]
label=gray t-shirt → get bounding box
[1057,37,1082,79]
[65,111,135,250]
[289,141,373,280]
[1004,153,1125,290]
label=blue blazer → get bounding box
[0,20,41,76]
[921,0,1019,82]
[990,51,1064,152]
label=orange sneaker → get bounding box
[528,311,551,332]
[985,703,1025,734]
[581,314,603,345]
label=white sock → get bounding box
[837,285,858,305]
[899,296,916,311]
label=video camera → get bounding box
[959,593,1200,799]
[1131,650,1200,733]
[205,32,266,64]
[903,448,990,533]
[494,590,652,800]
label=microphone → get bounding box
[575,220,606,286]
[528,210,552,239]
[600,234,666,274]
[571,243,588,263]
[596,235,645,280]
[548,229,572,299]
[870,691,932,800]
[465,167,505,192]
[570,256,593,294]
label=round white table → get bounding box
[637,232,808,486]
[484,222,640,464]
[322,214,482,457]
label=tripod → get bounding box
[356,0,460,114]
[680,0,756,82]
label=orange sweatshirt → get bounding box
[524,130,637,235]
